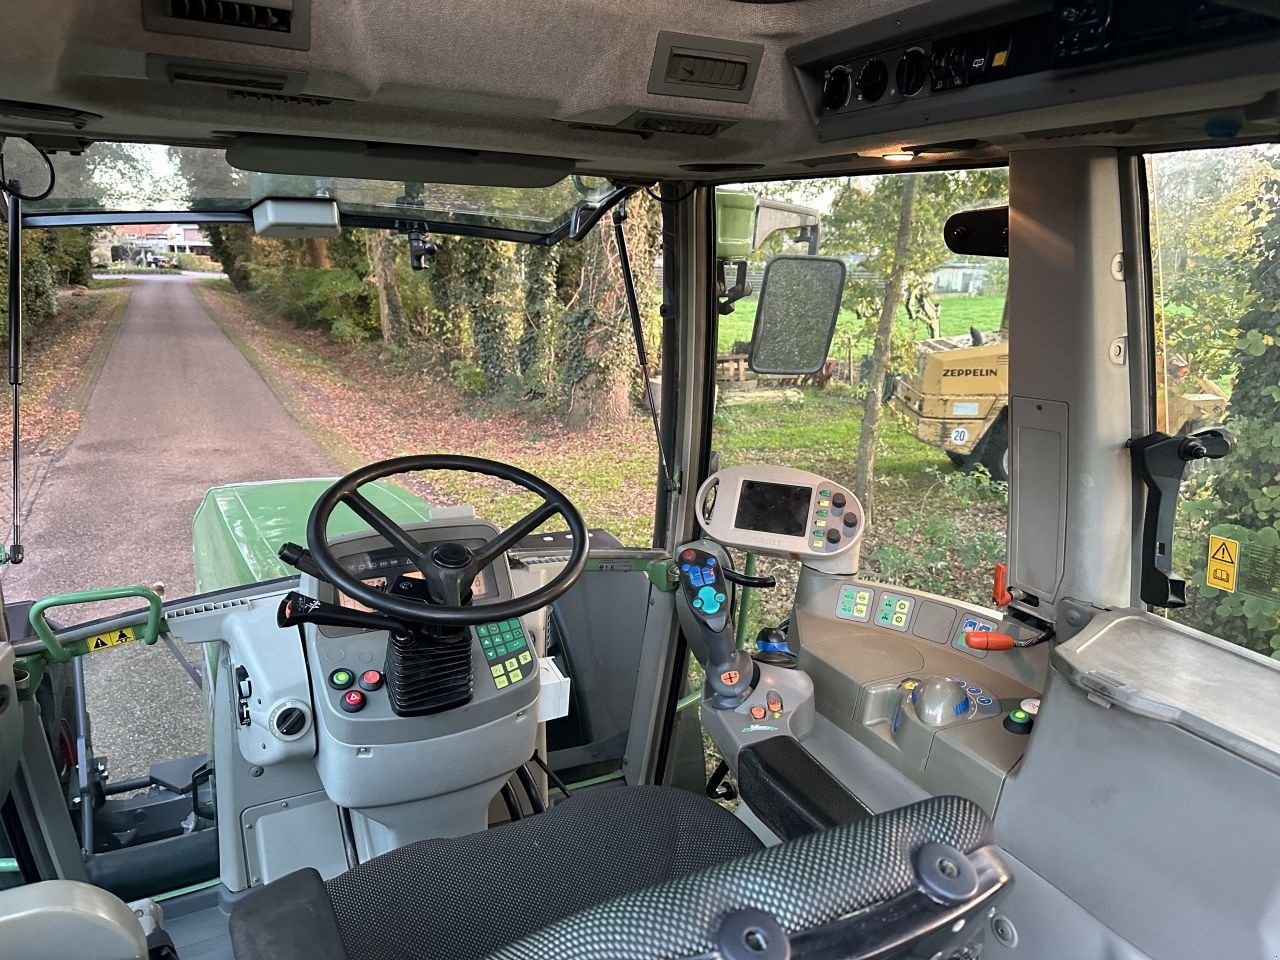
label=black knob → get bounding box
[896,47,928,97]
[275,706,308,737]
[825,528,841,544]
[843,512,858,529]
[820,66,852,112]
[832,492,847,509]
[855,58,889,103]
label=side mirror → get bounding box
[748,255,846,375]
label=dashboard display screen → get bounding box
[336,550,488,612]
[734,480,811,537]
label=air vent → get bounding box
[169,0,291,32]
[142,0,310,50]
[227,90,336,106]
[665,52,749,90]
[648,32,762,104]
[621,111,736,138]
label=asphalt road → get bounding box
[2,275,337,781]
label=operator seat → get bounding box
[230,786,1008,960]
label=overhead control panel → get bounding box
[695,465,863,568]
[789,0,1280,143]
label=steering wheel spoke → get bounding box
[470,501,559,571]
[341,490,433,577]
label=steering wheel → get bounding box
[306,454,589,627]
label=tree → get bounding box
[825,169,1007,519]
[555,196,660,430]
[519,244,559,396]
[1180,165,1280,659]
[852,175,917,516]
[366,229,406,344]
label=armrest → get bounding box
[737,735,872,840]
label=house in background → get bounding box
[100,224,215,265]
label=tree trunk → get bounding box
[853,176,918,521]
[366,230,406,343]
[300,238,331,269]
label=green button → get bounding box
[820,488,831,496]
[328,669,353,690]
[1011,709,1028,721]
[508,638,526,651]
[817,509,828,518]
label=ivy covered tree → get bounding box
[1182,167,1280,659]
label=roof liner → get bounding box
[1,0,1278,183]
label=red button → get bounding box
[341,690,365,713]
[681,549,696,561]
[749,705,767,720]
[358,669,384,692]
[766,692,783,713]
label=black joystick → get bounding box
[674,540,755,707]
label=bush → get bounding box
[174,252,220,272]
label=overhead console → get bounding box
[789,0,1280,143]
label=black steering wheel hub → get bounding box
[431,541,473,569]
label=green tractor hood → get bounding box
[192,478,434,592]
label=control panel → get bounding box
[677,546,729,631]
[790,1,1280,138]
[794,577,1051,813]
[695,465,863,565]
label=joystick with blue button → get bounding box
[674,539,755,708]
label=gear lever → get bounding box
[673,539,756,707]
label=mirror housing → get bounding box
[747,255,846,375]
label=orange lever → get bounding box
[965,631,1016,651]
[992,562,1013,607]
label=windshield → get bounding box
[17,142,610,237]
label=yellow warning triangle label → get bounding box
[1211,540,1236,564]
[91,637,108,649]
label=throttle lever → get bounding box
[277,591,408,635]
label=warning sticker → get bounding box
[86,626,137,653]
[1207,535,1239,593]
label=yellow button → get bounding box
[818,499,830,507]
[892,613,907,626]
[490,665,505,678]
[518,651,533,665]
[992,49,1008,68]
[505,658,519,671]
[815,519,826,528]
[509,668,524,682]
[895,599,910,612]
[495,676,509,689]
[903,680,918,690]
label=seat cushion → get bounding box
[232,785,762,960]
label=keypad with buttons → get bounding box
[875,593,915,631]
[476,619,534,689]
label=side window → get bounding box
[711,170,1010,639]
[1147,145,1280,659]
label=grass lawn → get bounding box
[717,294,1005,353]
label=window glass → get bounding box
[712,170,1010,640]
[1148,144,1280,659]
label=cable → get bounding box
[515,764,546,814]
[644,182,699,205]
[500,782,524,821]
[0,140,55,203]
[531,751,573,799]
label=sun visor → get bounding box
[226,135,574,189]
